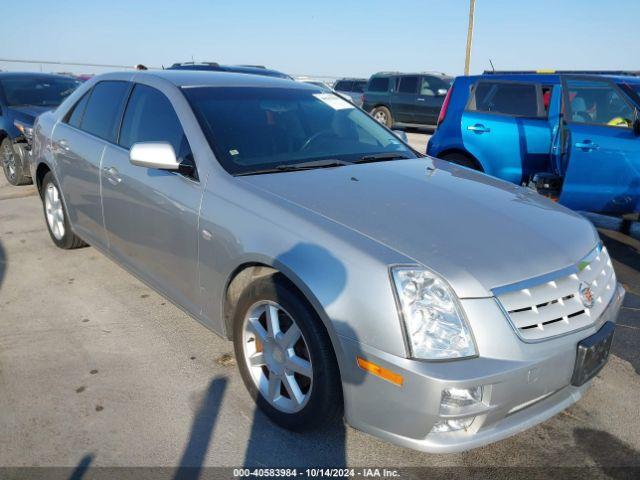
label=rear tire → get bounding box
[233,274,343,432]
[1,138,31,186]
[439,151,481,171]
[370,106,393,127]
[41,171,87,249]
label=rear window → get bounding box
[80,81,130,142]
[352,81,366,93]
[469,81,541,117]
[0,76,80,107]
[367,77,389,92]
[334,81,352,92]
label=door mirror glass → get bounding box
[129,142,179,170]
[437,88,448,96]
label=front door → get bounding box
[101,83,203,312]
[559,76,640,214]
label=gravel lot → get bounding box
[0,133,638,474]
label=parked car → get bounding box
[427,71,640,216]
[363,72,453,129]
[333,78,367,106]
[0,72,80,185]
[168,62,292,79]
[31,70,623,453]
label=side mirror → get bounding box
[437,88,448,96]
[393,129,408,142]
[129,142,180,170]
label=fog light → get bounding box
[441,386,483,412]
[431,417,475,433]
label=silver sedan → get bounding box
[30,70,623,452]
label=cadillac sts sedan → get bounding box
[31,71,624,453]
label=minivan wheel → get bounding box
[41,171,87,249]
[371,106,393,127]
[439,151,481,171]
[1,138,30,186]
[233,274,343,431]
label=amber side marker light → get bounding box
[356,357,404,386]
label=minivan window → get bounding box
[80,81,130,142]
[334,81,351,92]
[398,76,419,94]
[352,81,367,93]
[566,79,634,128]
[470,81,540,117]
[119,84,190,159]
[66,91,91,128]
[367,77,389,92]
[184,86,415,175]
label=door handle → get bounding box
[103,166,122,185]
[417,97,426,102]
[467,124,491,133]
[575,140,599,151]
[55,139,70,152]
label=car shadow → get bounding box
[573,427,640,478]
[0,239,6,293]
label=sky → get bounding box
[1,0,638,78]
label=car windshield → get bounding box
[0,77,80,107]
[183,86,416,175]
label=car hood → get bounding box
[240,158,598,298]
[8,105,52,125]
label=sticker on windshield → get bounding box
[313,93,354,110]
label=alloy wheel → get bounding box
[373,110,387,124]
[2,142,16,180]
[44,183,65,240]
[242,300,313,413]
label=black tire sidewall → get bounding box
[233,274,342,432]
[41,171,76,249]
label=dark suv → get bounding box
[363,72,452,129]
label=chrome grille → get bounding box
[495,244,616,341]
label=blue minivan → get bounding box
[427,71,640,216]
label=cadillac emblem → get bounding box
[579,282,594,309]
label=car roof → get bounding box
[469,72,640,84]
[167,63,290,79]
[371,71,451,78]
[0,71,77,80]
[100,70,316,90]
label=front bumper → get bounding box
[339,283,624,453]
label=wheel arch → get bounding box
[437,148,485,171]
[35,161,52,196]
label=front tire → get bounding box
[1,138,31,186]
[41,171,87,249]
[370,106,393,127]
[233,274,343,431]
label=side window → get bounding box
[398,76,419,94]
[469,81,540,117]
[119,84,191,162]
[352,81,366,93]
[334,81,351,92]
[566,79,634,128]
[367,77,389,92]
[80,81,130,142]
[66,91,91,128]
[420,77,436,96]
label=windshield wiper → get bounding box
[235,159,352,176]
[354,152,411,164]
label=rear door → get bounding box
[53,81,130,247]
[461,80,549,183]
[559,76,640,214]
[391,75,419,123]
[101,83,203,313]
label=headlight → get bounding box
[14,120,34,141]
[391,267,476,360]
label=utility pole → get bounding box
[464,0,476,76]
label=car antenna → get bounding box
[489,58,496,73]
